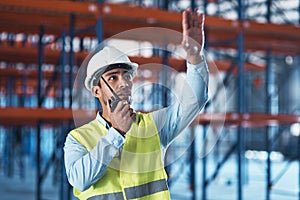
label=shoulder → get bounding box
[70,119,104,136]
[69,119,107,149]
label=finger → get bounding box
[129,108,135,117]
[182,9,191,34]
[193,8,199,27]
[199,13,205,48]
[186,7,192,28]
[120,104,131,117]
[130,111,136,120]
[197,13,204,29]
[189,9,194,28]
[182,11,187,32]
[114,100,126,113]
[129,108,136,121]
[182,8,194,48]
[116,100,131,114]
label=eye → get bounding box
[124,73,133,81]
[108,76,117,81]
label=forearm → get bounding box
[154,60,209,146]
[64,128,124,191]
[174,59,209,132]
[184,59,209,112]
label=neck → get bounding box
[99,99,111,124]
[101,110,114,128]
[101,108,110,123]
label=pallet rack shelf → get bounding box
[0,107,299,128]
[0,45,265,71]
[1,1,300,54]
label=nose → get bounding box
[118,77,129,89]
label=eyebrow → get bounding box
[104,70,130,77]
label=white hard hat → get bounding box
[84,46,138,91]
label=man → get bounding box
[64,8,209,200]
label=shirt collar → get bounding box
[96,112,111,129]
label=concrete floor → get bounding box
[1,157,299,200]
[0,167,59,200]
[170,156,299,200]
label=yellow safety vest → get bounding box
[70,112,170,200]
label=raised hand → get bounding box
[182,8,205,64]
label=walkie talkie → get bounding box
[101,76,121,111]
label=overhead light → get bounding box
[285,55,293,65]
[290,123,300,137]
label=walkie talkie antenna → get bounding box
[101,76,121,100]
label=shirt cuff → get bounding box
[103,127,126,149]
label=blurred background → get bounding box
[0,0,300,199]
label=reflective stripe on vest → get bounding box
[87,192,124,200]
[125,178,168,199]
[87,179,168,200]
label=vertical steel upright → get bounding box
[297,52,300,199]
[203,0,208,15]
[191,0,196,10]
[202,3,208,198]
[69,14,75,108]
[96,0,103,44]
[266,0,272,22]
[66,13,76,200]
[5,57,13,178]
[60,31,67,200]
[265,3,272,197]
[161,48,170,182]
[298,124,300,200]
[190,126,196,200]
[297,0,300,199]
[162,0,169,10]
[202,125,207,200]
[61,32,66,108]
[299,0,300,25]
[37,27,44,108]
[36,25,44,200]
[237,0,245,199]
[265,49,272,200]
[95,0,103,110]
[161,48,169,108]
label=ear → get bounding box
[92,86,102,98]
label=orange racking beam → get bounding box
[0,107,74,126]
[193,112,300,128]
[0,107,299,128]
[0,0,99,16]
[0,68,58,79]
[101,3,300,54]
[0,45,88,65]
[1,1,300,55]
[0,10,96,36]
[0,45,265,72]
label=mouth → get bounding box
[117,92,131,97]
[117,93,132,103]
[118,93,131,100]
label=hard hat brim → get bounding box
[102,62,137,75]
[85,62,138,91]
